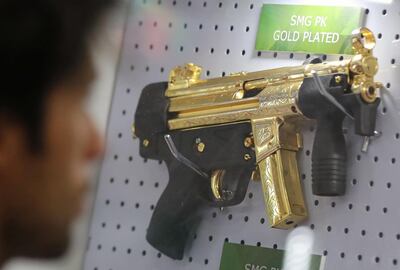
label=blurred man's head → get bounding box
[0,0,113,263]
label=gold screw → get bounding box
[197,142,206,153]
[335,76,342,84]
[143,139,150,147]
[244,137,253,148]
[244,154,251,161]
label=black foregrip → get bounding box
[312,115,346,196]
[298,74,349,197]
[146,161,208,260]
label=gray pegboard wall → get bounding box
[83,0,400,269]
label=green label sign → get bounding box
[219,243,325,270]
[255,4,364,55]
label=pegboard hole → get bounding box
[226,49,230,55]
[142,250,146,256]
[273,244,278,249]
[361,230,366,236]
[242,50,246,56]
[379,232,384,238]
[150,205,154,210]
[195,47,199,53]
[116,224,121,230]
[375,257,380,263]
[246,26,250,32]
[157,253,162,258]
[180,46,184,52]
[97,244,102,250]
[370,180,374,187]
[228,214,233,220]
[256,242,261,247]
[344,228,349,234]
[377,33,382,39]
[168,22,172,28]
[387,82,391,88]
[374,156,379,162]
[188,1,192,7]
[391,59,396,65]
[306,150,310,156]
[382,107,387,114]
[365,9,369,14]
[112,246,116,252]
[248,192,253,199]
[224,238,229,243]
[110,178,114,183]
[310,224,315,230]
[244,216,249,222]
[203,1,207,7]
[358,254,362,261]
[383,207,388,214]
[392,158,396,164]
[387,182,392,189]
[340,252,345,258]
[139,180,144,186]
[250,3,254,9]
[183,23,187,29]
[240,240,245,245]
[212,212,217,218]
[101,222,106,228]
[352,178,357,185]
[290,53,294,59]
[188,257,193,262]
[105,199,110,205]
[327,225,332,232]
[394,259,398,265]
[204,259,209,265]
[339,56,344,61]
[131,226,135,232]
[348,203,353,210]
[323,250,328,256]
[214,24,218,31]
[154,182,159,188]
[126,88,131,93]
[127,248,131,254]
[396,133,400,139]
[365,205,370,212]
[314,200,319,206]
[208,235,213,242]
[135,203,140,209]
[234,2,238,8]
[395,34,400,40]
[120,202,125,207]
[218,2,222,8]
[382,9,387,15]
[331,202,336,208]
[260,218,265,224]
[356,155,361,161]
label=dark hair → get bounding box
[0,0,114,150]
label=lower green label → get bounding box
[219,242,325,270]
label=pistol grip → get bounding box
[146,161,207,260]
[258,150,307,228]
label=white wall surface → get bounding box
[3,2,128,270]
